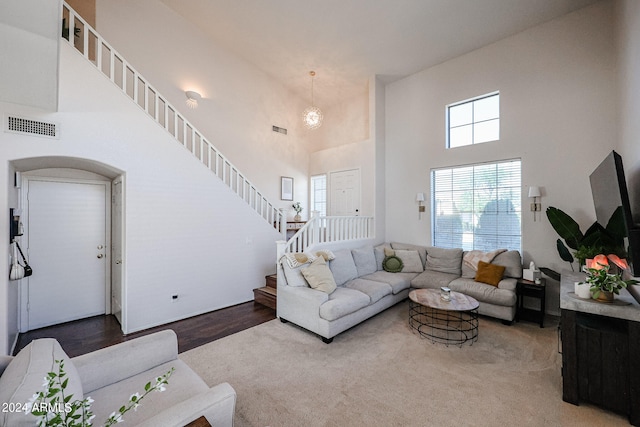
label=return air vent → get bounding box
[272,125,287,135]
[4,115,60,139]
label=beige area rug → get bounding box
[181,301,628,427]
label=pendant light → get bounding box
[302,71,323,130]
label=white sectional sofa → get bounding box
[277,242,522,343]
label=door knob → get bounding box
[115,259,122,264]
[97,245,104,250]
[97,254,105,259]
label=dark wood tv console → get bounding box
[560,272,640,425]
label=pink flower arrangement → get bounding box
[582,254,637,300]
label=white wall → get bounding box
[0,42,285,354]
[95,0,311,218]
[385,1,617,315]
[0,0,60,110]
[308,84,375,219]
[616,0,640,215]
[307,88,369,153]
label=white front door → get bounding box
[21,178,110,331]
[329,169,361,216]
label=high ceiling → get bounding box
[160,0,599,108]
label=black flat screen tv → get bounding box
[589,150,640,277]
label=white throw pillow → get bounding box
[395,249,424,273]
[301,257,337,294]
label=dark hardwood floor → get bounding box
[14,302,276,358]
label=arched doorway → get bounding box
[10,157,125,333]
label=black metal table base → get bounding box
[409,300,479,346]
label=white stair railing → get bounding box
[61,2,283,233]
[277,212,374,258]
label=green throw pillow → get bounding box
[382,255,403,273]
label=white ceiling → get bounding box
[160,0,600,108]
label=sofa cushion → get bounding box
[425,247,463,275]
[493,250,523,278]
[362,271,415,294]
[344,278,392,303]
[319,287,371,321]
[301,257,337,294]
[395,250,424,273]
[282,261,312,287]
[88,359,208,427]
[382,255,403,273]
[411,269,459,289]
[391,243,427,268]
[448,277,517,307]
[474,261,506,287]
[329,249,359,286]
[351,246,377,277]
[0,339,83,427]
[374,244,393,270]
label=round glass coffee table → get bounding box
[409,288,479,346]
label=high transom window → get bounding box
[447,92,499,148]
[431,159,521,252]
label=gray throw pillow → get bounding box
[329,249,358,286]
[425,246,463,275]
[351,246,377,277]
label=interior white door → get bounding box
[24,179,109,330]
[329,169,361,216]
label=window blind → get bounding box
[432,159,521,252]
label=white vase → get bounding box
[575,282,591,299]
[294,214,301,222]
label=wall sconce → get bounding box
[185,90,202,109]
[528,186,542,221]
[416,192,426,219]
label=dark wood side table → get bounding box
[184,416,211,427]
[516,278,546,327]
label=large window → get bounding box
[447,92,499,148]
[431,159,521,252]
[310,174,327,216]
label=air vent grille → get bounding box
[272,125,287,135]
[5,115,60,139]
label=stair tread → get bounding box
[254,286,277,296]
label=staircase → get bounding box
[61,3,377,314]
[253,274,277,310]
[61,2,284,235]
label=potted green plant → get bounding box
[546,206,627,270]
[580,254,638,302]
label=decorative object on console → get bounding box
[185,90,202,109]
[292,201,303,221]
[302,71,323,130]
[579,254,638,302]
[528,186,541,221]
